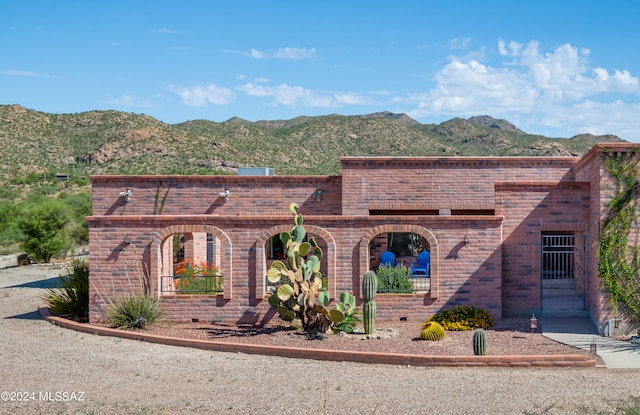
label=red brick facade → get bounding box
[87,143,636,329]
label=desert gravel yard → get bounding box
[1,263,640,415]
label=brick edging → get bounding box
[39,305,597,368]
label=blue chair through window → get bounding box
[380,251,396,267]
[411,251,430,277]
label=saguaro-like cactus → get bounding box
[362,271,377,334]
[473,328,487,355]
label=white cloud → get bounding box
[2,69,48,78]
[448,37,471,50]
[170,84,234,106]
[109,94,152,108]
[407,39,640,139]
[237,82,368,108]
[246,47,316,60]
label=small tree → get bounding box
[18,200,73,262]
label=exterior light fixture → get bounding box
[219,188,231,202]
[530,314,538,332]
[313,189,323,201]
[463,235,470,246]
[120,188,133,203]
[123,234,131,245]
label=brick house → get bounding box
[87,142,637,334]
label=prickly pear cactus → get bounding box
[266,203,331,332]
[363,271,377,334]
[473,328,487,355]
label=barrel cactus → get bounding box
[473,328,487,355]
[362,271,378,334]
[420,321,446,341]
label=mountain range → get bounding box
[0,104,624,179]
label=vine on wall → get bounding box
[598,148,640,323]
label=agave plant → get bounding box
[42,258,89,322]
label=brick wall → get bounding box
[88,149,638,327]
[340,157,579,216]
[88,214,503,324]
[496,182,590,315]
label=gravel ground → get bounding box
[1,263,640,415]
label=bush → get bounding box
[375,263,413,293]
[427,305,494,331]
[107,295,164,330]
[18,200,73,262]
[42,259,89,322]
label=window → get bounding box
[388,232,425,257]
[266,235,285,259]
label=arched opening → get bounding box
[256,224,336,300]
[151,225,232,299]
[359,225,438,298]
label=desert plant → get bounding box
[362,270,377,334]
[266,203,331,332]
[18,199,74,262]
[473,328,487,355]
[107,294,164,330]
[375,263,413,293]
[42,258,89,321]
[420,321,446,341]
[427,305,494,331]
[329,292,361,334]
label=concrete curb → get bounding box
[39,305,597,368]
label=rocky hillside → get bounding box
[0,104,625,179]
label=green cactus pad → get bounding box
[268,294,281,308]
[329,309,345,323]
[299,241,312,256]
[271,260,287,271]
[267,268,283,283]
[318,290,330,306]
[277,284,294,301]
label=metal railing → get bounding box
[376,273,431,294]
[160,275,223,295]
[542,234,575,280]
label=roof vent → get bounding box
[238,167,274,176]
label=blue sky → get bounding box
[2,1,640,141]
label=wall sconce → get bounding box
[123,234,131,245]
[313,189,323,202]
[530,314,538,332]
[219,188,231,202]
[463,235,470,246]
[119,188,133,203]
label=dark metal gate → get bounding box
[541,233,575,280]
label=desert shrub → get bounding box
[0,201,23,244]
[42,259,89,321]
[427,305,494,331]
[18,199,73,262]
[375,263,413,293]
[58,192,91,246]
[107,295,163,330]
